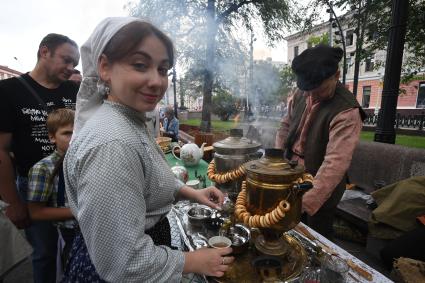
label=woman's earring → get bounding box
[97,81,110,96]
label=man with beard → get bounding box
[275,45,365,239]
[0,33,79,283]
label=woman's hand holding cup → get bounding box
[184,246,234,277]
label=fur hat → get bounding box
[292,45,343,91]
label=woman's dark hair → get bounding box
[102,21,174,67]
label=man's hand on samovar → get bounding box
[194,186,225,210]
[301,189,322,216]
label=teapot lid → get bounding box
[213,129,261,155]
[244,148,304,177]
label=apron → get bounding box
[60,217,172,282]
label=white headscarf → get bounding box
[72,17,146,139]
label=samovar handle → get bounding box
[293,173,314,194]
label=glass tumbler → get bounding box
[320,254,349,283]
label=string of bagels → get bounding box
[235,174,313,228]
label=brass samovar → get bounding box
[235,148,313,256]
[208,129,262,200]
[211,149,313,282]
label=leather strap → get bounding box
[17,75,50,112]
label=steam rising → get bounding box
[130,1,291,149]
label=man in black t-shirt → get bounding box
[0,33,79,283]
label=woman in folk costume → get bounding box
[62,17,233,282]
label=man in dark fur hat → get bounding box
[275,45,366,239]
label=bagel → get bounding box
[258,215,264,227]
[218,175,225,183]
[271,210,278,222]
[248,216,254,227]
[228,171,234,180]
[260,215,267,227]
[243,214,250,225]
[280,200,291,212]
[270,211,279,224]
[265,213,274,225]
[254,216,261,227]
[235,203,245,208]
[240,211,248,219]
[275,206,285,219]
[235,208,244,216]
[235,204,245,210]
[264,213,271,226]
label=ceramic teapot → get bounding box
[172,142,206,166]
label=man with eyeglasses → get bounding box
[0,33,80,283]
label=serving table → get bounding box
[163,152,392,282]
[167,202,393,283]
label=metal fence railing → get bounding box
[363,112,425,130]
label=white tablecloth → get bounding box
[299,222,393,283]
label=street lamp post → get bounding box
[325,0,347,86]
[248,30,256,114]
[328,10,333,47]
[172,66,178,119]
[374,0,409,143]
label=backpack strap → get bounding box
[17,75,50,112]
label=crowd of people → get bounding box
[0,16,423,283]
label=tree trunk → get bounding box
[352,13,362,97]
[353,0,369,98]
[179,78,185,108]
[200,0,217,132]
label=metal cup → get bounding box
[208,236,232,249]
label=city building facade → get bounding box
[0,65,22,80]
[285,18,425,113]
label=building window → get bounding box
[367,28,379,41]
[417,82,425,108]
[294,46,299,57]
[365,56,374,72]
[362,86,371,108]
[346,30,354,46]
[346,57,352,73]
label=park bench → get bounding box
[336,141,425,247]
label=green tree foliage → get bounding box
[130,0,307,132]
[307,32,330,47]
[211,88,238,121]
[277,65,297,102]
[362,0,425,76]
[331,0,425,79]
